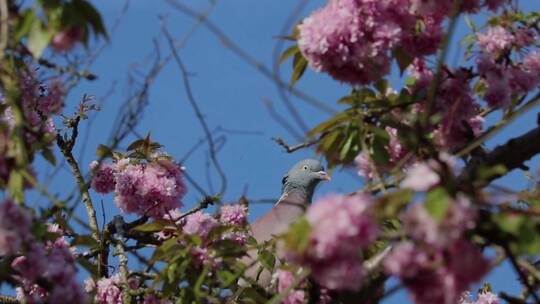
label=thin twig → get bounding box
[272,134,325,153]
[271,0,310,133]
[161,20,228,196]
[262,98,304,141]
[502,244,540,304]
[165,0,336,115]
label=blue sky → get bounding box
[8,0,540,302]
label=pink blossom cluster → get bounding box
[90,156,187,218]
[12,228,86,303]
[407,59,484,150]
[298,0,508,85]
[477,26,514,56]
[285,194,379,290]
[274,270,306,304]
[402,154,457,191]
[191,246,223,268]
[0,200,32,256]
[460,290,500,304]
[219,204,248,226]
[477,51,540,108]
[0,72,65,186]
[86,274,165,304]
[88,274,123,304]
[384,196,490,304]
[183,211,219,239]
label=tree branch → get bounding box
[272,135,325,153]
[460,126,540,187]
[56,111,107,276]
[161,21,228,197]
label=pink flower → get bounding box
[51,27,83,52]
[524,51,540,74]
[95,273,123,304]
[84,277,97,292]
[219,204,248,226]
[191,246,222,268]
[182,211,219,239]
[385,195,488,304]
[402,204,439,245]
[298,0,414,84]
[402,162,440,191]
[14,240,86,304]
[477,26,513,56]
[402,16,443,57]
[354,152,373,178]
[306,194,379,260]
[90,161,116,193]
[275,270,306,304]
[222,231,250,245]
[284,194,378,290]
[514,28,536,47]
[483,0,507,11]
[460,291,500,304]
[0,199,32,255]
[114,159,187,218]
[38,78,66,115]
[476,291,500,304]
[431,69,481,150]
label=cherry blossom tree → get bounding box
[0,0,539,303]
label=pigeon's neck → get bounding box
[280,182,314,205]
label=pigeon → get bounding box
[241,159,331,288]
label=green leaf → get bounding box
[77,257,99,276]
[306,111,350,137]
[493,213,540,255]
[257,250,276,272]
[28,19,53,59]
[339,131,355,161]
[41,148,56,166]
[282,218,311,255]
[279,45,300,65]
[72,0,108,38]
[370,130,390,164]
[96,144,112,157]
[71,235,99,247]
[425,187,451,222]
[8,170,25,203]
[217,270,236,286]
[374,189,414,219]
[374,79,389,94]
[132,220,169,232]
[15,9,36,41]
[127,139,145,151]
[392,47,414,76]
[239,287,269,303]
[290,53,308,87]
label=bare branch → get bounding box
[165,0,337,115]
[272,135,324,153]
[161,20,228,197]
[271,0,310,134]
[461,126,540,187]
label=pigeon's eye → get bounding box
[303,165,309,170]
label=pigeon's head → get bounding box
[280,159,331,204]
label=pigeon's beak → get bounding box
[316,171,331,181]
